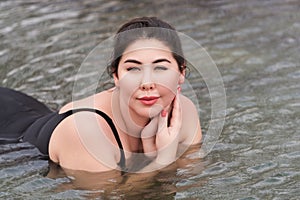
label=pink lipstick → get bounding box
[138,96,159,106]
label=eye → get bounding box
[127,66,140,71]
[154,65,168,71]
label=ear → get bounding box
[113,73,120,87]
[178,68,185,84]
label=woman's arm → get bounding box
[140,88,182,172]
[140,91,202,172]
[49,111,120,172]
[179,95,202,145]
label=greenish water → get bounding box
[0,0,299,199]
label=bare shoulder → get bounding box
[180,94,195,105]
[49,110,119,172]
[180,95,199,116]
[59,96,94,113]
[59,90,112,113]
[179,94,202,145]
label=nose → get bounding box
[140,68,155,91]
[140,82,155,90]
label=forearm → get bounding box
[138,159,165,173]
[138,157,174,173]
[142,137,157,158]
[139,142,179,173]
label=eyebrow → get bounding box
[152,58,171,64]
[124,58,171,64]
[124,59,142,64]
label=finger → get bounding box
[169,89,182,130]
[157,110,168,134]
[141,116,158,139]
[165,103,172,114]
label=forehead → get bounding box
[122,39,173,58]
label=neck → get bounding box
[112,89,148,138]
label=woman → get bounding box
[0,17,202,173]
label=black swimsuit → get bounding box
[0,87,125,170]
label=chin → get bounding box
[147,104,164,118]
[134,104,163,119]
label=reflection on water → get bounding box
[0,0,299,199]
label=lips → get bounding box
[137,96,159,106]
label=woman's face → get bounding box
[114,39,185,121]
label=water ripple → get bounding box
[0,0,299,199]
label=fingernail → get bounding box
[161,110,167,117]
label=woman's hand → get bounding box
[141,88,182,165]
[141,116,159,158]
[156,88,182,165]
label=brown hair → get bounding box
[107,17,185,77]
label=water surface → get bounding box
[0,0,299,199]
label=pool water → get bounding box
[0,0,299,199]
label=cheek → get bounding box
[158,86,176,106]
[119,74,141,96]
[153,71,180,93]
[119,79,139,112]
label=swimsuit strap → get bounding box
[62,108,125,171]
